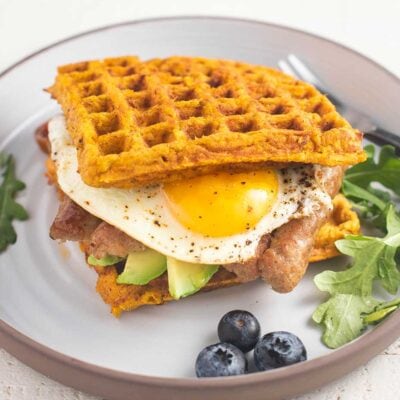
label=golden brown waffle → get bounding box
[91,194,360,316]
[310,193,360,262]
[48,56,365,188]
[95,267,240,317]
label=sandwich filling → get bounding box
[42,116,348,303]
[49,116,332,265]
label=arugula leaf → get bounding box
[363,298,400,325]
[0,153,7,168]
[341,180,389,225]
[314,144,400,349]
[314,207,400,348]
[345,144,400,196]
[342,145,400,230]
[312,294,377,348]
[315,206,400,297]
[342,180,388,212]
[0,154,29,252]
[313,295,400,348]
[315,238,384,296]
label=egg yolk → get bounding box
[162,169,279,237]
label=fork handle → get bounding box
[364,127,400,153]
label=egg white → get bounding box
[48,115,331,265]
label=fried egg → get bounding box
[49,116,331,265]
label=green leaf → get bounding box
[312,294,377,348]
[313,208,400,347]
[378,245,400,294]
[368,186,392,204]
[363,298,400,324]
[345,144,400,196]
[370,203,392,232]
[315,238,385,297]
[314,145,400,349]
[342,180,387,211]
[315,207,400,296]
[0,153,7,168]
[385,205,400,241]
[342,172,397,231]
[341,144,400,230]
[313,292,400,348]
[375,297,400,310]
[0,154,29,252]
[363,305,398,325]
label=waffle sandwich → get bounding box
[38,56,364,315]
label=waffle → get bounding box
[95,266,240,317]
[93,194,360,316]
[48,56,365,188]
[309,193,360,262]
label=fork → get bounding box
[278,54,400,149]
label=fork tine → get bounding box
[277,60,300,80]
[285,54,342,106]
[280,55,392,135]
[286,54,324,88]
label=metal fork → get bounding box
[278,54,400,149]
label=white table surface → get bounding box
[1,0,400,399]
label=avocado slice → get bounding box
[167,257,219,300]
[87,254,123,267]
[116,249,167,285]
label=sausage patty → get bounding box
[224,166,343,292]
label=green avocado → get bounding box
[87,254,123,267]
[116,249,167,285]
[167,257,219,300]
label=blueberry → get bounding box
[195,343,247,377]
[254,331,307,370]
[218,310,261,352]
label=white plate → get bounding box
[0,16,400,400]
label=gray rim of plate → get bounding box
[0,15,400,400]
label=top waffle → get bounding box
[48,56,365,188]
